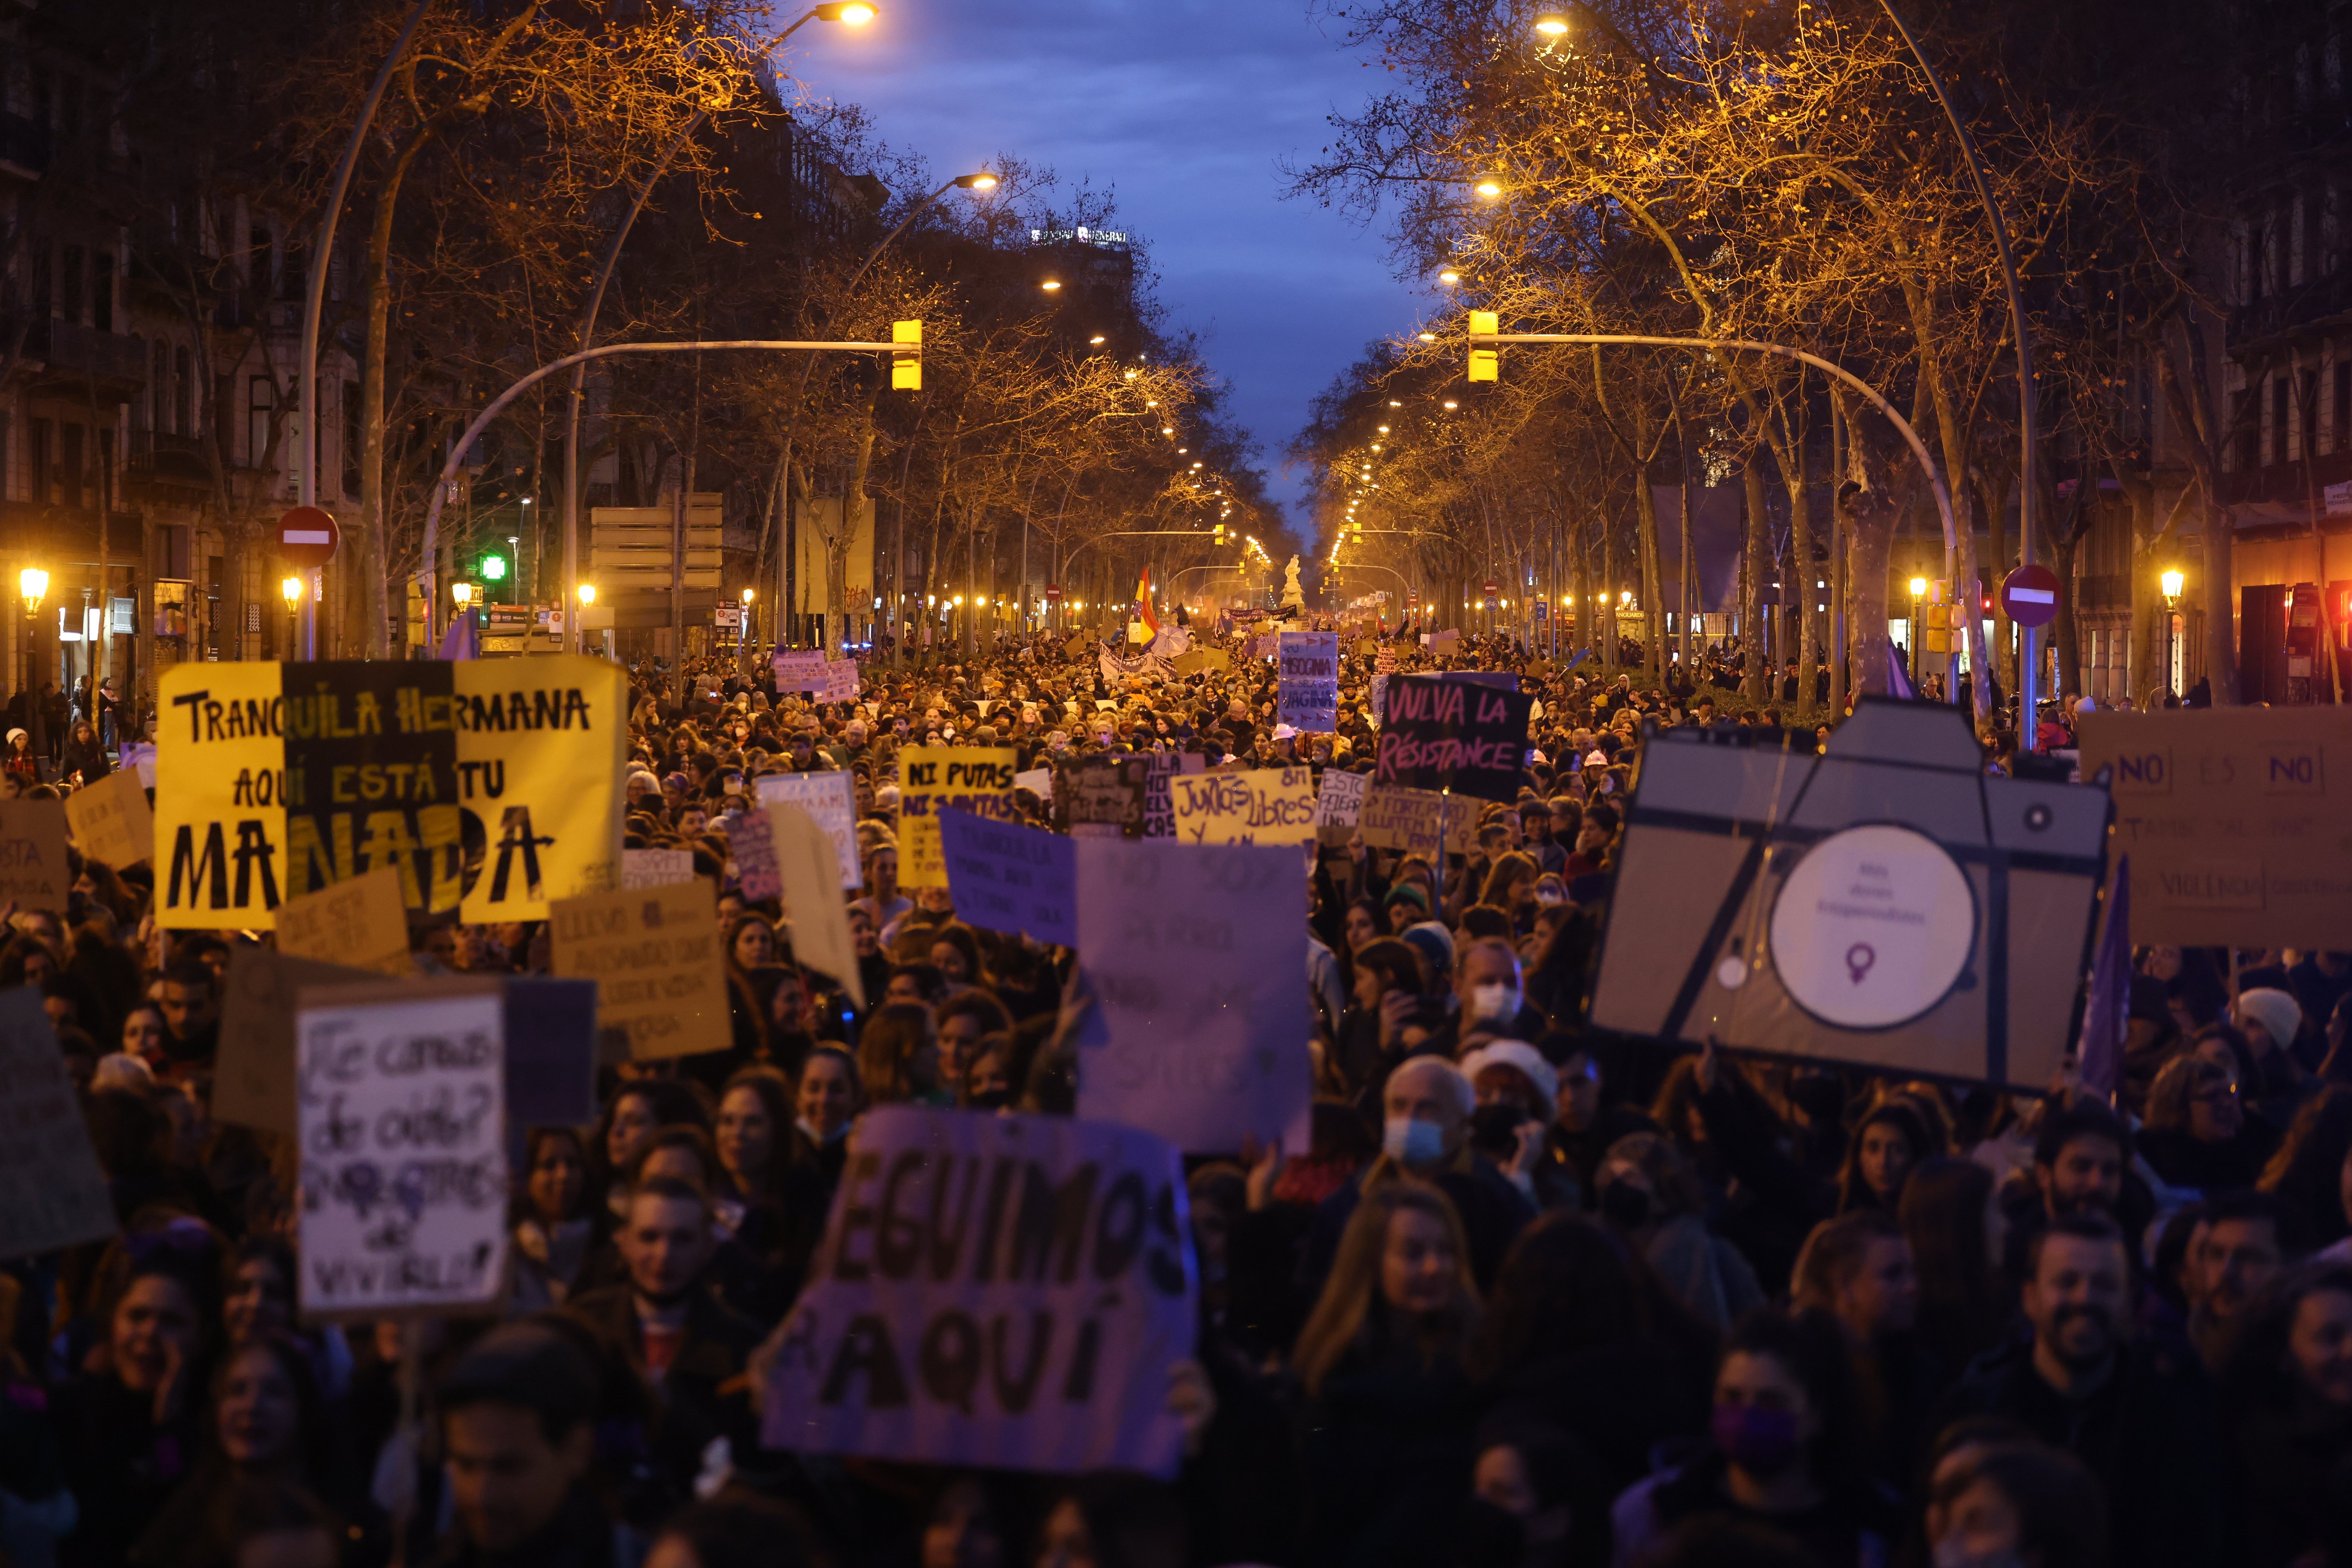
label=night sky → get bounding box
[804,0,1421,534]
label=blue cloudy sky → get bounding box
[798,0,1423,532]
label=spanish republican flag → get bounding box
[1135,567,1160,637]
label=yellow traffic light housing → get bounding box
[1468,311,1498,383]
[892,320,922,391]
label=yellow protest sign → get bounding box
[455,656,628,922]
[157,662,286,928]
[1359,782,1478,856]
[1167,767,1316,846]
[549,877,731,1060]
[271,865,411,976]
[64,769,153,869]
[1172,647,1231,675]
[2079,708,2352,947]
[897,746,1017,888]
[0,801,70,911]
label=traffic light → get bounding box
[892,319,922,391]
[1214,523,1226,543]
[1468,310,1498,383]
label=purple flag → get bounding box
[1887,642,1916,700]
[2078,857,2130,1099]
[436,611,477,661]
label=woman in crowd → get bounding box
[2219,1263,2352,1567]
[858,1001,945,1108]
[710,1067,827,1323]
[512,1127,594,1310]
[2139,1053,2276,1192]
[1897,1157,2012,1374]
[796,1045,864,1189]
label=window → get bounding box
[149,339,166,433]
[92,251,112,332]
[0,412,9,501]
[249,375,275,469]
[2274,376,2291,466]
[61,244,83,322]
[173,347,192,435]
[97,428,112,514]
[2301,369,2320,462]
[60,422,83,509]
[30,418,52,502]
[280,241,306,303]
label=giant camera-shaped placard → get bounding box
[1589,701,2110,1090]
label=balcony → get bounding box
[0,112,48,179]
[2229,264,2352,349]
[6,315,149,390]
[126,429,214,495]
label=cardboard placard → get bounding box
[1277,631,1340,731]
[724,808,782,901]
[1013,767,1054,802]
[1588,700,2108,1091]
[156,661,285,929]
[897,747,1018,889]
[770,803,864,1008]
[64,769,154,868]
[452,656,629,924]
[272,865,412,976]
[1315,769,1368,845]
[1141,751,1182,839]
[622,848,697,888]
[937,807,1078,948]
[216,947,391,1137]
[0,986,119,1260]
[0,801,71,911]
[1058,756,1147,839]
[820,659,861,703]
[294,979,507,1319]
[762,1106,1195,1478]
[548,878,730,1060]
[1357,783,1478,856]
[2078,709,2352,947]
[1166,766,1316,847]
[1172,647,1231,676]
[1074,837,1313,1153]
[1374,674,1532,804]
[773,650,828,691]
[756,771,861,890]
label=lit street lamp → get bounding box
[18,569,47,765]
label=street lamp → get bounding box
[451,581,474,609]
[17,569,47,764]
[2160,568,2186,699]
[1533,11,1571,34]
[2160,569,2184,605]
[577,582,596,608]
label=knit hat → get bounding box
[2235,987,2303,1051]
[1399,919,1454,981]
[1460,1040,1558,1112]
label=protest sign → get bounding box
[1014,767,1054,802]
[453,656,628,925]
[503,977,600,1126]
[773,650,828,691]
[1074,837,1313,1152]
[64,768,153,868]
[215,948,388,1137]
[761,1106,1195,1478]
[272,865,412,976]
[1374,673,1532,803]
[548,878,730,1059]
[1426,628,1461,654]
[1315,769,1368,845]
[1357,782,1477,856]
[295,979,507,1319]
[771,803,865,1008]
[1172,647,1230,676]
[1141,751,1184,839]
[1058,756,1146,839]
[2079,708,2352,947]
[622,848,697,888]
[938,807,1078,948]
[1589,699,2107,1091]
[1277,632,1340,731]
[821,659,861,703]
[157,661,285,928]
[0,986,119,1260]
[724,808,782,901]
[757,771,862,890]
[280,662,463,917]
[1355,637,1377,657]
[1166,767,1316,847]
[897,747,1018,888]
[120,742,157,789]
[0,801,70,911]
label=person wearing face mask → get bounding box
[1461,1418,1606,1568]
[1427,940,1545,1059]
[1939,1213,2228,1568]
[1594,1133,1763,1336]
[1611,1309,1898,1568]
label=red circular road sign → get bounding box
[1481,578,1500,595]
[276,506,340,568]
[1408,588,1421,603]
[2000,563,2061,629]
[1044,583,1062,601]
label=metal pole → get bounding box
[298,0,433,661]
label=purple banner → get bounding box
[761,1107,1196,1477]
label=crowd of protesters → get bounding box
[1,621,2349,1568]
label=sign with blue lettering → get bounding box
[2080,709,2352,947]
[937,807,1078,948]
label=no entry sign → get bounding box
[2000,564,2060,628]
[277,506,340,569]
[1045,583,1062,601]
[1481,579,1499,596]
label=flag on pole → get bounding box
[1135,567,1160,638]
[1887,643,1916,700]
[2078,856,2130,1100]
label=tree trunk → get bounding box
[1834,386,1911,699]
[1741,456,1770,701]
[1784,435,1815,716]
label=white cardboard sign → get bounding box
[757,770,862,889]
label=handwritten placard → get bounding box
[622,848,697,889]
[1375,674,1532,804]
[1278,631,1340,731]
[1074,837,1312,1153]
[0,801,70,911]
[773,650,828,692]
[821,659,861,703]
[724,807,782,901]
[64,769,154,868]
[548,879,730,1060]
[215,948,387,1138]
[1358,782,1478,856]
[756,771,861,890]
[294,980,507,1319]
[897,746,1017,888]
[2079,708,2352,946]
[769,803,865,1008]
[273,865,411,976]
[1166,767,1316,847]
[0,986,119,1260]
[938,807,1078,948]
[1316,768,1368,845]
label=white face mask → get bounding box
[1470,982,1523,1021]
